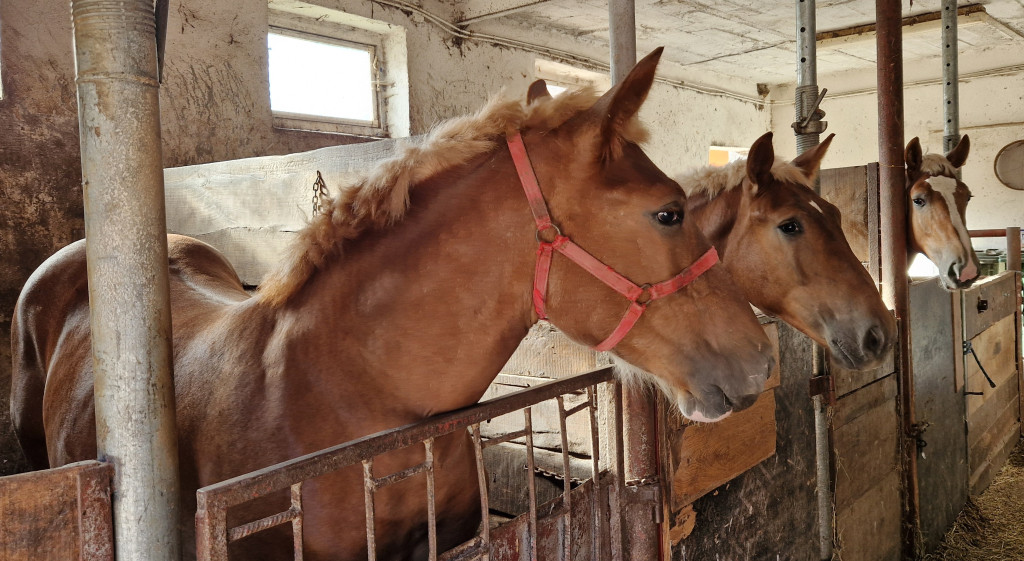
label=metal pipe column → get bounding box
[72,1,181,559]
[794,2,834,559]
[942,0,960,154]
[607,0,661,558]
[875,0,919,557]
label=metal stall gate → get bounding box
[195,367,661,560]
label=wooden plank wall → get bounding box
[962,272,1022,495]
[671,321,819,560]
[0,461,113,561]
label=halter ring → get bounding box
[535,223,562,244]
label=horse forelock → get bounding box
[920,153,957,178]
[677,157,812,198]
[258,86,612,307]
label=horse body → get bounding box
[905,135,979,290]
[12,49,774,560]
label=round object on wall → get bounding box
[994,140,1024,190]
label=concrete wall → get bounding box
[0,0,765,474]
[769,71,1024,251]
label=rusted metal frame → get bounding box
[196,368,616,560]
[556,395,573,561]
[363,439,438,561]
[470,424,491,559]
[363,459,378,560]
[587,386,606,561]
[523,408,540,560]
[609,382,626,561]
[876,0,919,557]
[76,461,115,561]
[971,228,1024,239]
[479,428,532,449]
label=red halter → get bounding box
[507,131,719,352]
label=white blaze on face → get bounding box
[926,176,976,280]
[809,200,824,214]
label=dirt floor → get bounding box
[923,439,1024,561]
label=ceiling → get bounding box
[450,0,1024,102]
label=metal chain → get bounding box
[531,465,585,485]
[312,171,329,216]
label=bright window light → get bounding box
[547,84,567,97]
[908,253,940,278]
[268,32,375,123]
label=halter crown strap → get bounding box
[507,131,719,352]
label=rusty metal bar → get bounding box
[228,507,302,543]
[876,0,920,557]
[524,408,539,561]
[970,228,1024,238]
[291,483,304,561]
[556,396,573,561]
[1007,228,1022,272]
[610,383,625,561]
[71,1,180,558]
[196,492,229,560]
[587,386,604,561]
[425,439,438,561]
[363,459,377,560]
[479,428,532,449]
[471,425,491,558]
[369,461,431,489]
[563,400,590,417]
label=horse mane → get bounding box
[920,153,957,178]
[676,157,813,197]
[259,86,644,307]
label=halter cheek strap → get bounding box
[507,131,719,352]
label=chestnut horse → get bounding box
[678,132,896,370]
[11,49,773,560]
[905,135,979,290]
[526,82,894,370]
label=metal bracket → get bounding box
[792,88,829,135]
[625,476,663,523]
[808,374,836,406]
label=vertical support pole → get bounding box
[1007,227,1021,273]
[941,0,960,155]
[876,0,919,557]
[795,3,833,559]
[607,1,661,558]
[607,0,636,84]
[71,1,180,559]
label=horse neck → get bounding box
[280,153,537,419]
[687,187,743,256]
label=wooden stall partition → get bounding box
[910,278,968,552]
[819,163,880,282]
[961,271,1022,495]
[670,321,820,560]
[0,460,113,561]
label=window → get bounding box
[268,4,409,138]
[708,146,748,167]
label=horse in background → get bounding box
[678,132,896,370]
[905,135,980,290]
[11,49,773,560]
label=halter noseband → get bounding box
[507,131,719,352]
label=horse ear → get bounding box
[527,80,552,104]
[790,133,834,183]
[583,47,663,161]
[745,131,775,193]
[905,137,923,180]
[946,134,970,168]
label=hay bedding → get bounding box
[924,440,1024,560]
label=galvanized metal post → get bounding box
[942,0,960,154]
[794,2,833,559]
[876,0,919,557]
[607,0,636,84]
[71,1,181,559]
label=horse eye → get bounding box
[778,220,802,236]
[655,210,683,226]
[913,197,926,207]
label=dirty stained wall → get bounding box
[769,71,1024,251]
[0,0,766,475]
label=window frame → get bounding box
[267,13,390,137]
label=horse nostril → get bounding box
[728,391,759,412]
[863,324,885,357]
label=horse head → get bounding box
[523,52,773,422]
[905,135,979,290]
[684,132,896,370]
